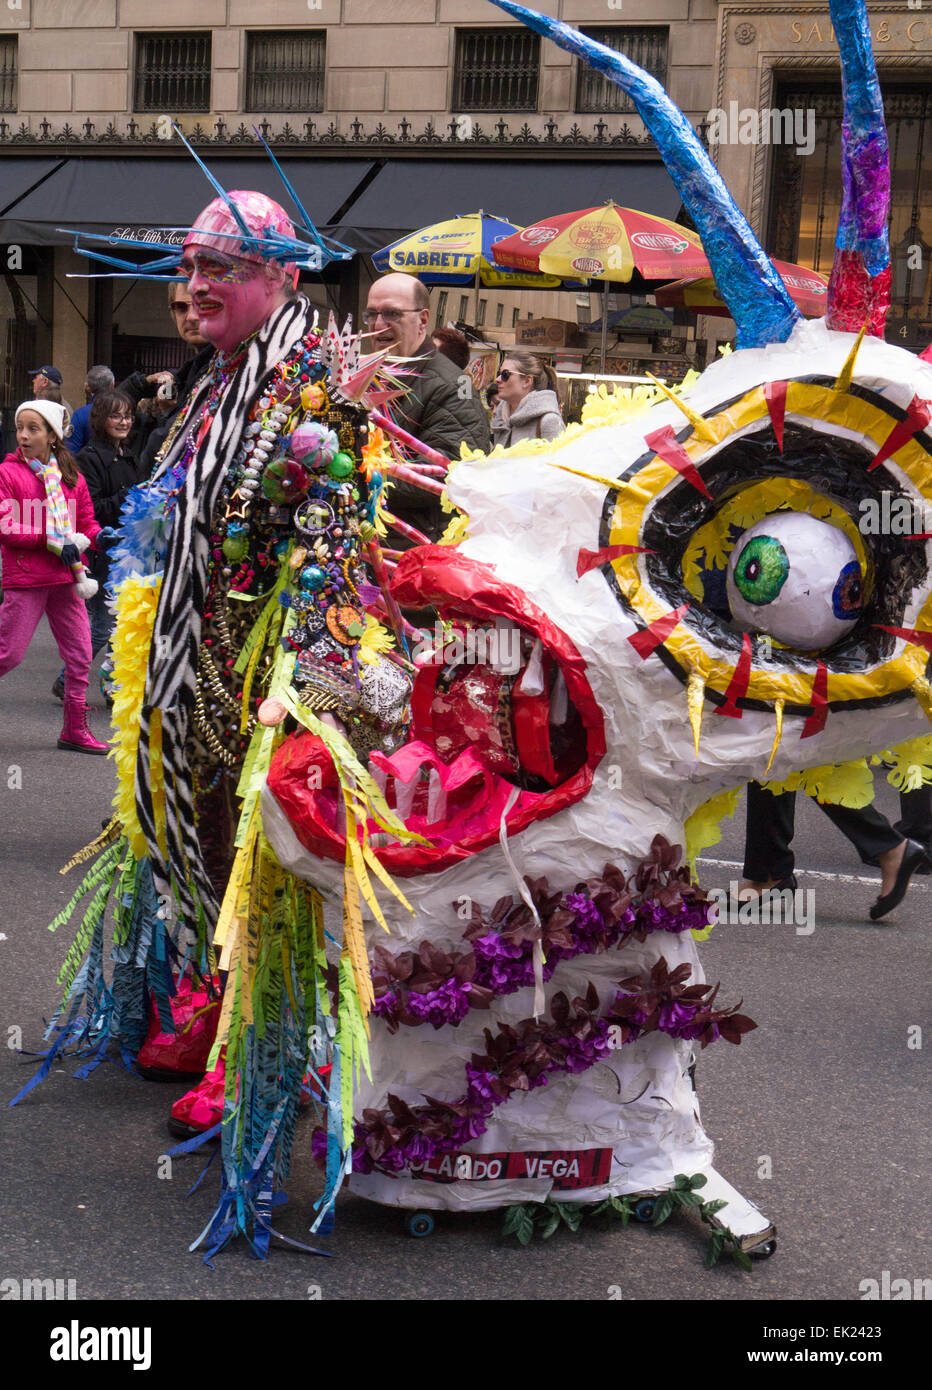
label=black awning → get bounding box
[0,154,378,246]
[325,157,683,254]
[0,152,682,266]
[0,156,70,218]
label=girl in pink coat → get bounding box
[0,400,113,753]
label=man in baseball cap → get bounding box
[29,366,63,388]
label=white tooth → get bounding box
[426,767,447,824]
[490,617,522,675]
[551,666,569,724]
[517,637,545,695]
[395,771,419,822]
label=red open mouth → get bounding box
[268,548,606,876]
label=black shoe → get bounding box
[729,873,797,912]
[166,1115,221,1143]
[908,843,932,875]
[51,675,65,701]
[869,840,926,921]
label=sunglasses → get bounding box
[497,369,523,382]
[361,308,422,326]
[170,301,193,315]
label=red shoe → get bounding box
[58,695,108,755]
[136,975,221,1081]
[167,1053,226,1140]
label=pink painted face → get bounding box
[180,245,277,353]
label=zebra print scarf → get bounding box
[133,295,312,939]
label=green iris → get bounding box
[733,535,789,605]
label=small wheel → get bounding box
[748,1237,777,1260]
[632,1197,656,1223]
[405,1211,435,1238]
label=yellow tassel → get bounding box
[686,671,704,755]
[238,637,264,734]
[764,698,785,774]
[911,675,932,725]
[59,817,122,875]
[549,460,629,492]
[832,319,870,394]
[644,372,717,443]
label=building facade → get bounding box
[0,2,929,415]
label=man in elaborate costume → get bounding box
[15,178,415,1254]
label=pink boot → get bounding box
[168,1052,226,1140]
[58,695,108,755]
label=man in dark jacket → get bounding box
[364,272,490,541]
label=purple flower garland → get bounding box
[371,838,714,1032]
[312,837,755,1179]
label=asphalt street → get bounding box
[1,624,929,1304]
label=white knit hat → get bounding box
[16,399,67,441]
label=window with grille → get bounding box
[435,290,448,326]
[453,28,540,112]
[246,30,325,113]
[576,28,667,114]
[458,295,469,321]
[134,32,211,112]
[495,302,503,328]
[477,298,487,327]
[512,307,519,328]
[0,36,16,113]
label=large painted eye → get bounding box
[726,512,863,651]
[731,535,789,606]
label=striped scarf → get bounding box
[27,454,74,556]
[133,295,312,940]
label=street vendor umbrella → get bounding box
[655,260,830,320]
[491,200,712,370]
[372,211,563,296]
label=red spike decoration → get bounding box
[643,425,712,499]
[867,395,932,472]
[873,624,932,652]
[763,380,788,453]
[576,544,654,579]
[714,632,753,718]
[801,661,829,739]
[627,603,689,659]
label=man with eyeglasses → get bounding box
[364,272,490,540]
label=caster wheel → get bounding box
[405,1211,435,1238]
[748,1238,777,1260]
[632,1197,656,1223]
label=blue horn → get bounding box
[486,1,801,349]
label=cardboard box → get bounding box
[514,317,581,348]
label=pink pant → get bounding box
[0,584,92,699]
